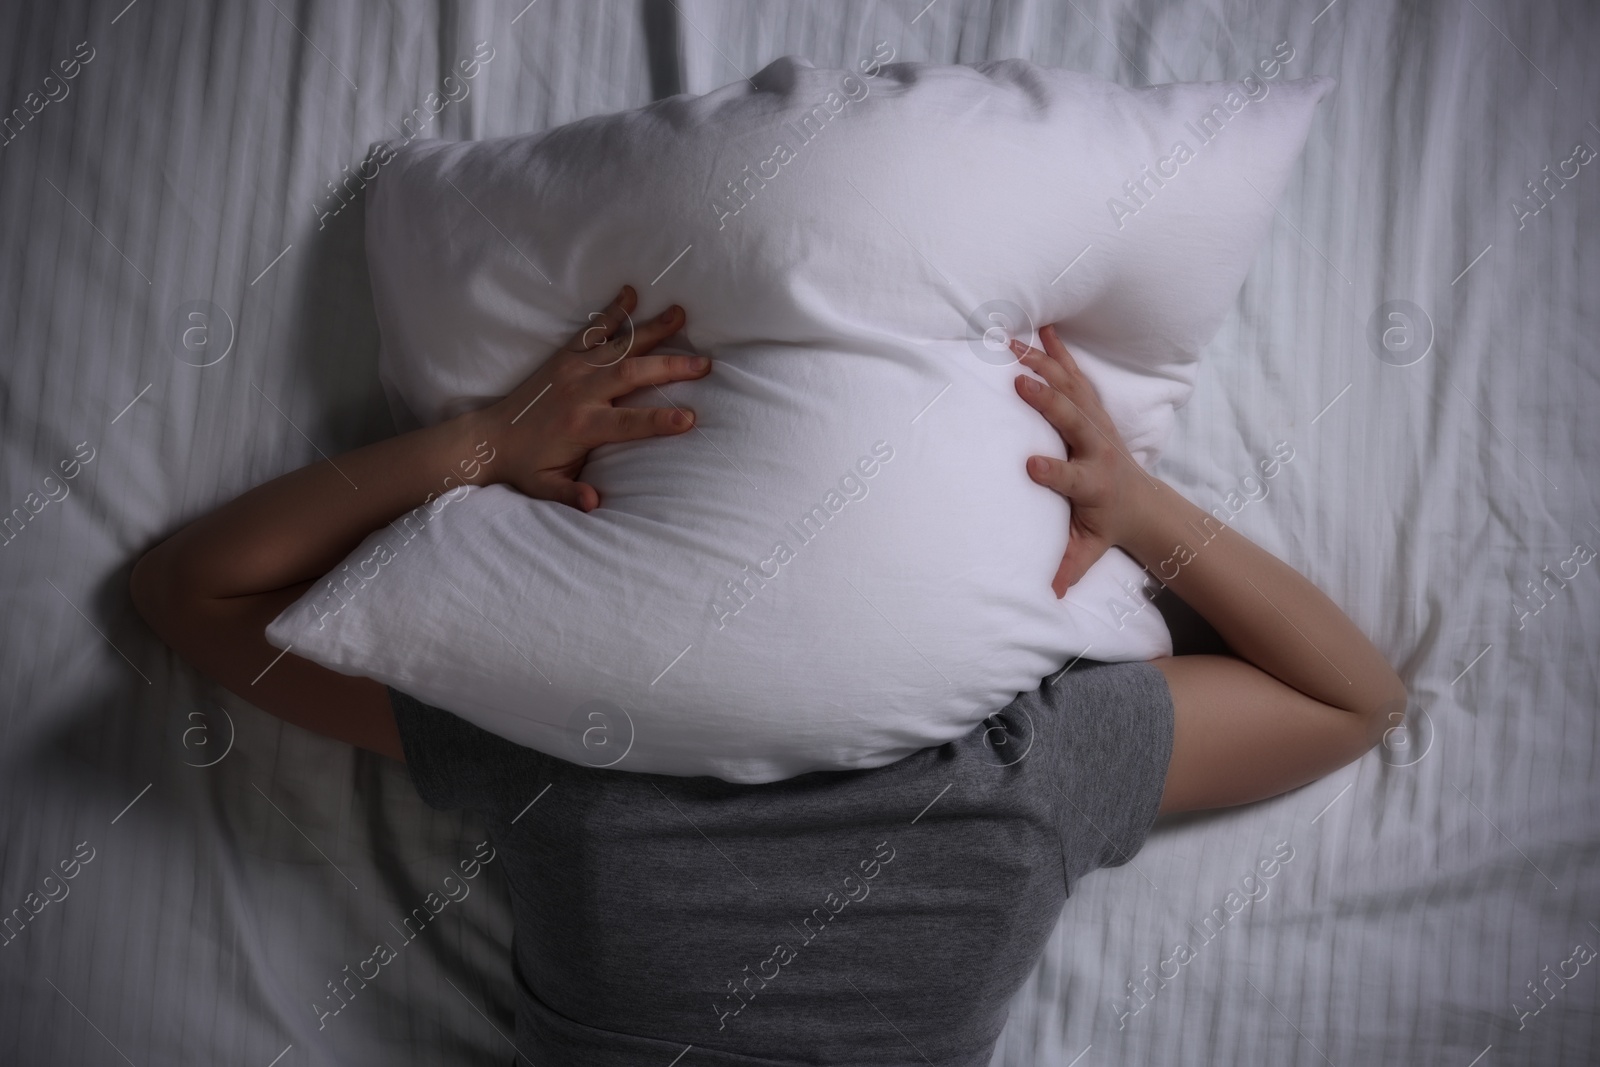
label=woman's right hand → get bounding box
[1009,324,1163,598]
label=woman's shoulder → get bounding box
[1017,657,1176,874]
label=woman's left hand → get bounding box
[468,284,710,511]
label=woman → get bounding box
[130,285,1407,1065]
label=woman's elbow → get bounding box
[129,549,159,617]
[130,545,184,628]
[1359,677,1412,754]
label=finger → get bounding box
[584,304,688,370]
[552,479,600,512]
[1026,454,1081,499]
[1038,325,1104,405]
[1011,332,1088,405]
[601,404,696,442]
[1015,371,1097,456]
[568,285,639,354]
[1053,530,1109,598]
[604,350,710,397]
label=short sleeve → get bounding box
[1039,659,1175,880]
[388,686,509,815]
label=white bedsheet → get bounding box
[2,1,1595,1065]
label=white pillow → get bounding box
[266,55,1333,782]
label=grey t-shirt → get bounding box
[390,657,1174,1066]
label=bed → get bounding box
[1,1,1595,1064]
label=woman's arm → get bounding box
[1010,327,1407,814]
[135,410,492,604]
[133,287,696,602]
[1119,482,1404,721]
[1121,482,1407,813]
[131,286,706,760]
[128,409,496,762]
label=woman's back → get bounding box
[390,657,1174,1065]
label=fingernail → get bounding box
[1020,376,1041,393]
[1028,456,1046,475]
[692,356,710,370]
[1009,338,1025,354]
[661,305,683,324]
[674,410,692,427]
